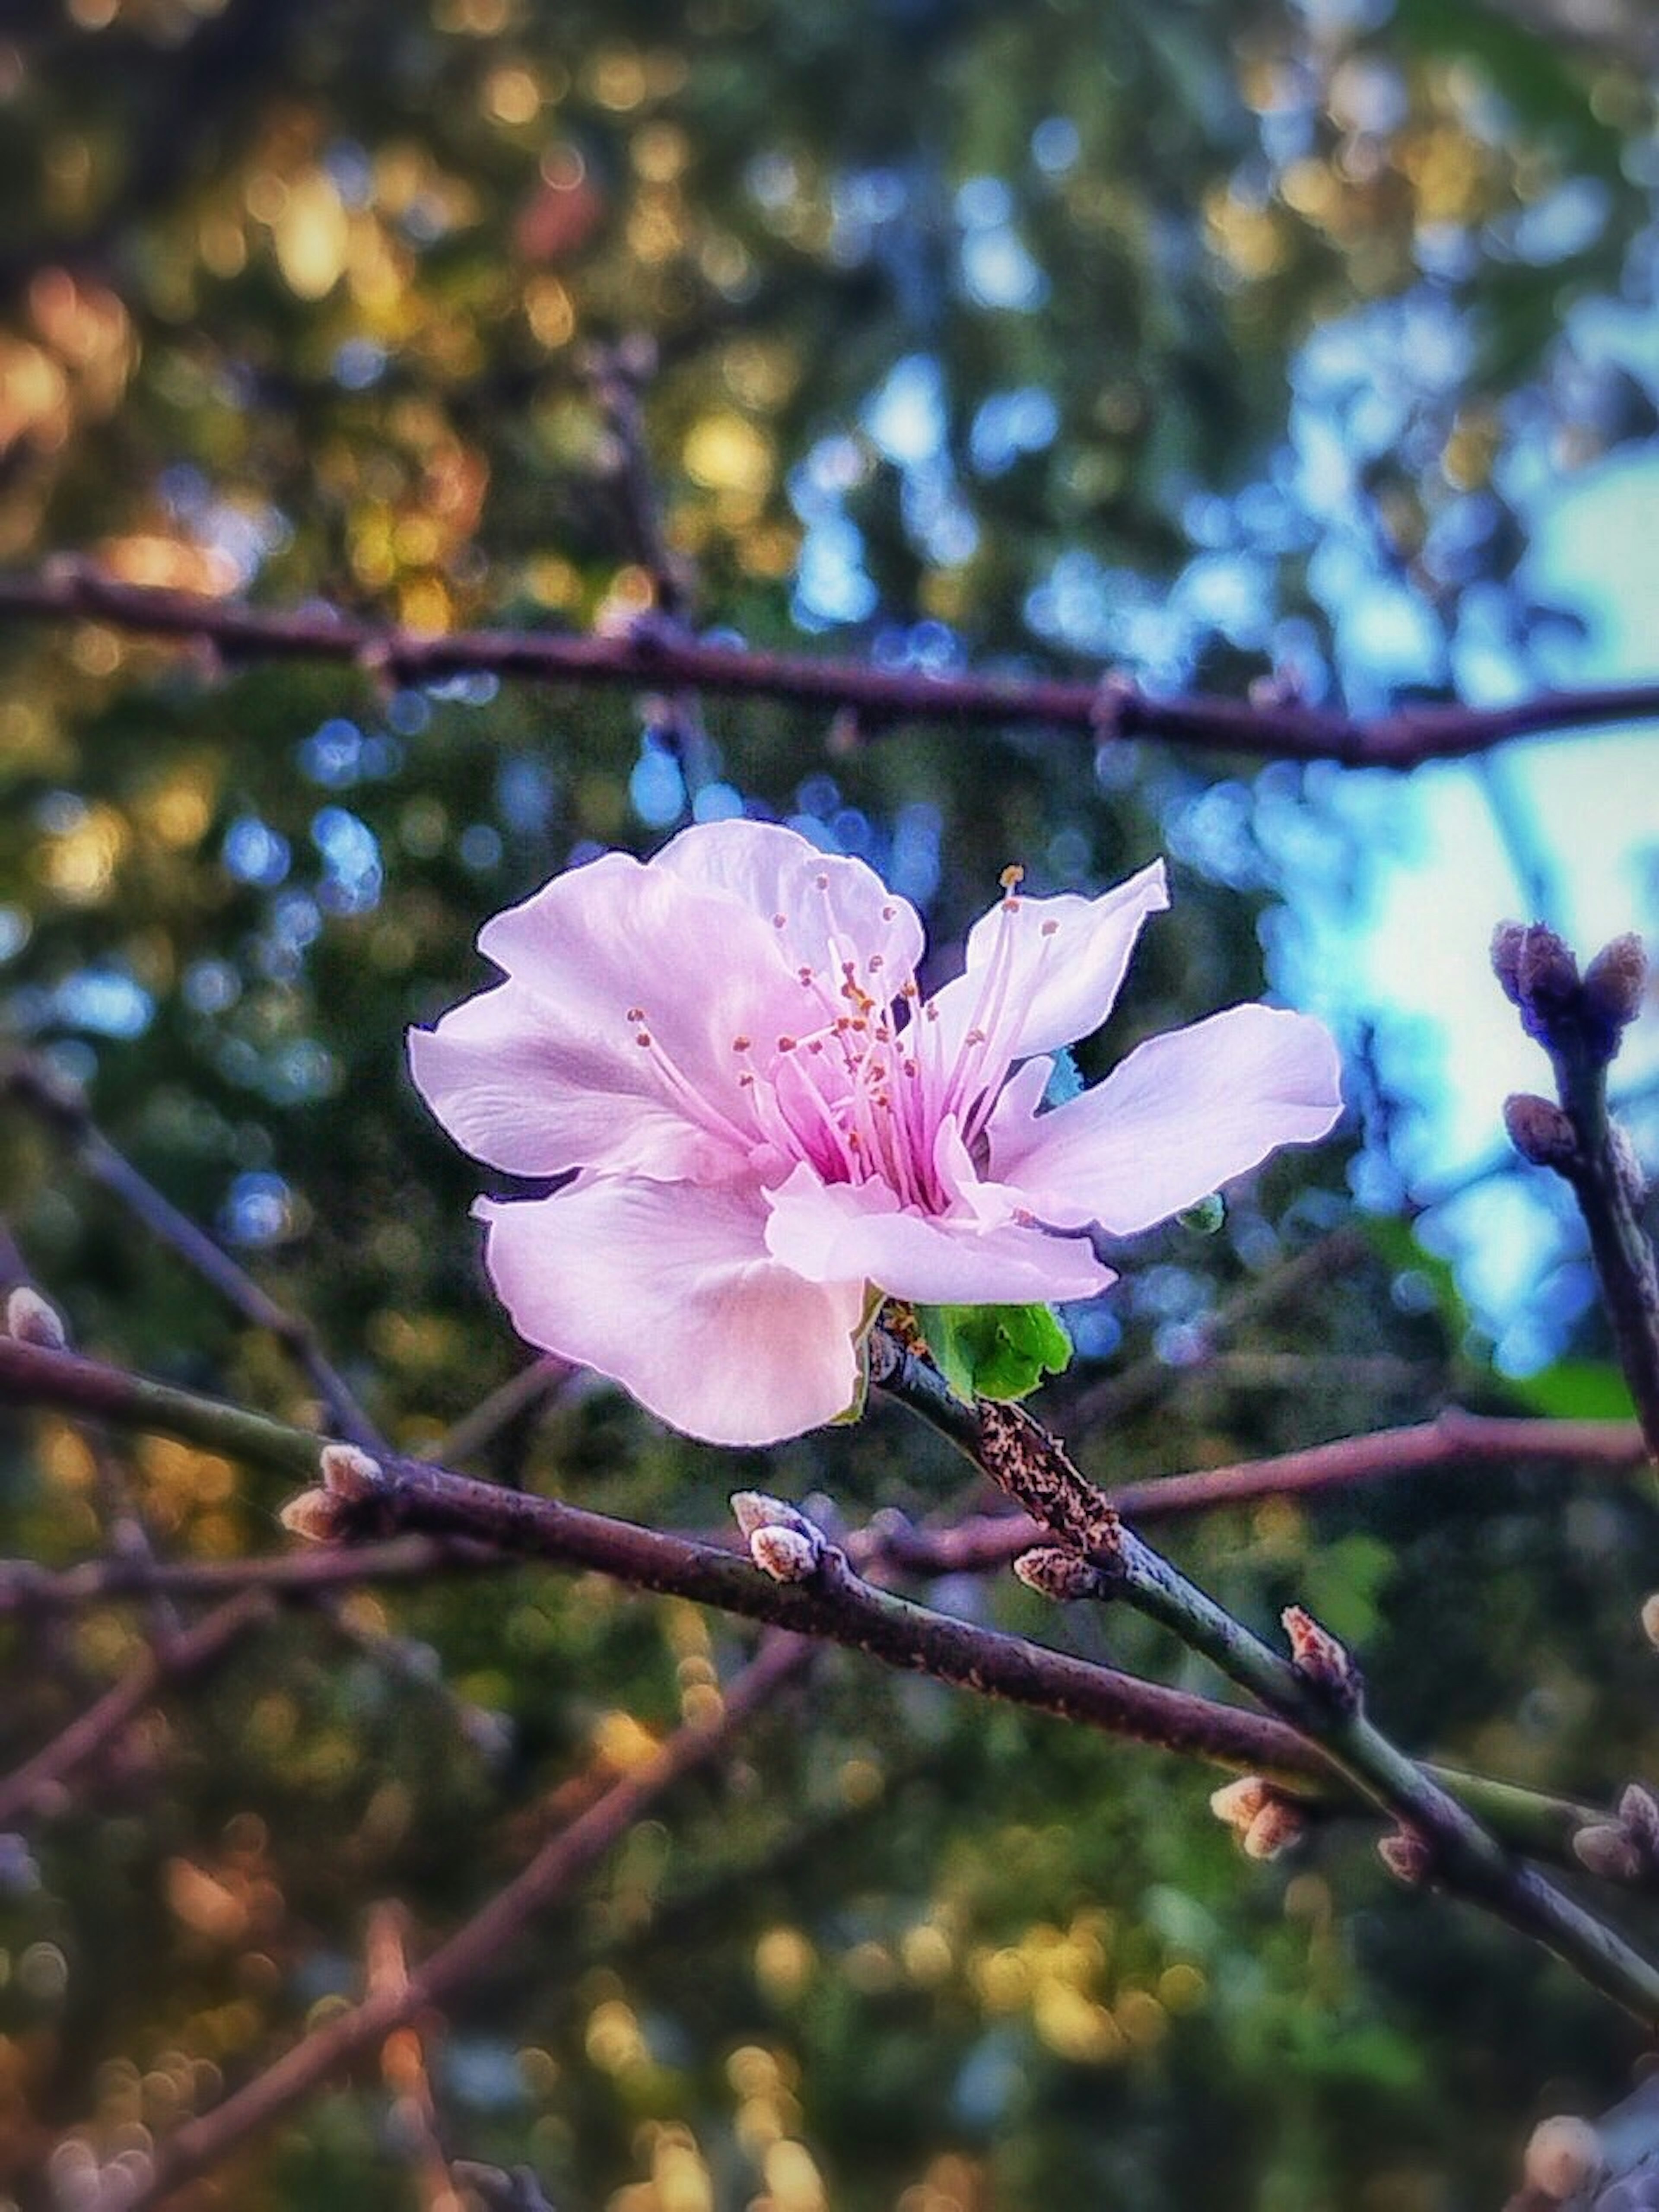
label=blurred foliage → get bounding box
[1,0,1658,2207]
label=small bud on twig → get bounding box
[1282,1604,1362,1712]
[1618,1782,1659,1855]
[1241,1799,1307,1860]
[279,1489,350,1544]
[4,1285,69,1351]
[730,1490,820,1542]
[1503,1093,1579,1173]
[318,1442,385,1502]
[1583,932,1649,1033]
[1013,1547,1111,1603]
[748,1524,823,1583]
[1209,1775,1306,1859]
[1641,1592,1659,1650]
[1208,1775,1272,1830]
[1522,2114,1603,2202]
[1571,1821,1643,1884]
[1377,1827,1433,1885]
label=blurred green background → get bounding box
[1,0,1657,2205]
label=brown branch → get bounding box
[870,1331,1659,2024]
[0,1591,269,1829]
[127,1636,810,2209]
[1494,927,1659,1460]
[1,1051,382,1454]
[871,1408,1649,1575]
[3,565,1658,767]
[0,1337,1608,1869]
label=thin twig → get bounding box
[1494,927,1659,1459]
[869,1329,1659,2024]
[0,1592,270,1829]
[3,565,1659,767]
[869,1408,1648,1574]
[0,1335,1608,1863]
[126,1636,811,2209]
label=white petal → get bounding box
[988,1004,1343,1234]
[763,1163,1111,1304]
[655,819,925,987]
[412,849,803,1182]
[928,858,1169,1064]
[477,1180,868,1446]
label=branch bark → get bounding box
[4,565,1659,767]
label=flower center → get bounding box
[624,864,1061,1213]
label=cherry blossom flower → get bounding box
[409,821,1342,1446]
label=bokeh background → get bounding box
[2,0,1658,2206]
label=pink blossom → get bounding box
[409,822,1342,1446]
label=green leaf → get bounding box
[916,1303,1074,1402]
[1511,1359,1637,1422]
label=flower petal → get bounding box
[411,849,803,1182]
[655,819,926,988]
[763,1163,1112,1304]
[477,1179,868,1446]
[928,858,1169,1064]
[987,1004,1343,1234]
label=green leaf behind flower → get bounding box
[917,1302,1074,1402]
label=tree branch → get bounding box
[3,565,1658,767]
[124,1635,810,2210]
[0,1335,1611,1868]
[869,1329,1659,2024]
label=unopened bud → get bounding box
[1522,2115,1603,2202]
[1642,1592,1659,1650]
[1516,925,1581,1020]
[280,1488,349,1544]
[1491,920,1528,1005]
[1502,1092,1578,1171]
[1572,1821,1643,1883]
[730,1490,820,1542]
[1583,932,1649,1032]
[1013,1547,1108,1603]
[318,1443,384,1501]
[1241,1799,1307,1860]
[1618,1782,1659,1854]
[748,1523,823,1583]
[1283,1604,1362,1711]
[1376,1828,1432,1885]
[4,1286,68,1351]
[1209,1775,1272,1832]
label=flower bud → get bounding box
[4,1285,68,1351]
[1376,1828,1432,1885]
[1642,1592,1659,1650]
[1522,2115,1603,2202]
[1283,1604,1362,1712]
[1502,1093,1578,1172]
[1516,925,1581,1018]
[1208,1776,1272,1832]
[1570,1821,1641,1883]
[730,1490,820,1542]
[1013,1547,1107,1603]
[748,1523,823,1583]
[1618,1782,1659,1854]
[1241,1799,1307,1860]
[318,1443,385,1501]
[1583,932,1649,1031]
[280,1488,349,1544]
